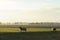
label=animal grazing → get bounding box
[19,27,26,31]
[53,28,56,32]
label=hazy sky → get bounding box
[0,0,60,23]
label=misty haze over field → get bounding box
[0,0,60,23]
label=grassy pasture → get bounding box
[27,28,52,32]
[0,28,20,32]
[0,28,59,32]
[0,32,60,40]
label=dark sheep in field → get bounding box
[53,28,56,32]
[19,27,26,31]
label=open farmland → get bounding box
[0,32,60,40]
[0,28,59,32]
[0,28,20,32]
[0,25,60,40]
[0,22,60,32]
[0,28,53,32]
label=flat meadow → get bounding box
[0,27,60,40]
[0,28,59,32]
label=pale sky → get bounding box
[0,0,60,23]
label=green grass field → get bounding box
[0,28,20,32]
[0,28,60,40]
[0,28,59,32]
[0,32,60,40]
